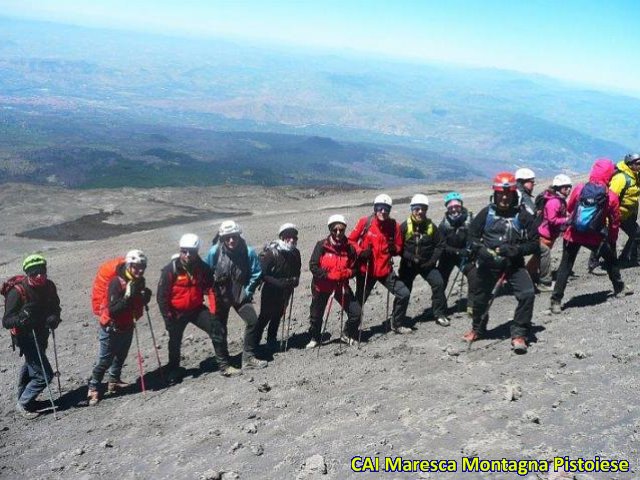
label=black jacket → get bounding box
[400,217,444,270]
[439,207,473,255]
[260,243,302,291]
[469,204,539,269]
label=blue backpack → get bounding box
[571,182,607,233]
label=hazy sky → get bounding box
[2,0,639,95]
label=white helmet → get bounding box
[278,223,298,237]
[552,174,572,187]
[125,249,147,265]
[219,220,241,237]
[179,233,201,250]
[373,194,392,208]
[410,194,429,207]
[327,214,347,229]
[515,168,535,181]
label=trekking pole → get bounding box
[317,294,335,357]
[144,306,164,382]
[279,294,287,353]
[338,283,346,352]
[445,267,462,305]
[458,271,466,314]
[357,260,370,348]
[50,328,62,398]
[31,330,58,419]
[133,323,146,395]
[385,288,391,332]
[284,289,294,352]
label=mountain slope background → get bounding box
[0,182,638,479]
[0,17,638,189]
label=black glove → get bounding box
[214,274,229,286]
[359,248,373,261]
[46,315,61,330]
[410,255,421,265]
[141,287,152,305]
[478,247,497,262]
[17,303,38,329]
[388,245,398,256]
[420,260,436,271]
[291,276,299,288]
[498,244,520,258]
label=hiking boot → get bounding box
[462,329,481,343]
[166,367,185,385]
[87,389,100,407]
[340,333,359,346]
[614,283,634,298]
[243,356,268,370]
[107,379,130,394]
[435,316,451,327]
[536,282,553,293]
[511,336,528,354]
[16,401,39,419]
[393,326,413,335]
[550,300,562,314]
[305,339,319,350]
[219,365,242,378]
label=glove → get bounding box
[388,245,398,256]
[410,255,421,265]
[359,248,373,261]
[291,276,300,288]
[46,315,61,330]
[497,244,520,258]
[420,260,436,271]
[17,308,34,329]
[141,287,152,305]
[460,247,473,258]
[214,274,229,286]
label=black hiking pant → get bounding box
[399,263,447,318]
[588,214,640,267]
[437,252,475,310]
[553,240,623,303]
[256,284,293,344]
[164,307,229,369]
[355,271,410,329]
[309,284,362,341]
[469,265,535,338]
[214,300,261,361]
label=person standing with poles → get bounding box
[437,192,476,315]
[348,194,411,335]
[206,221,267,370]
[256,223,302,352]
[159,234,240,381]
[464,173,539,353]
[2,254,61,419]
[87,250,152,406]
[307,215,362,348]
[550,159,633,314]
[398,194,450,327]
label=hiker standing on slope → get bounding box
[87,250,152,406]
[307,214,362,347]
[525,175,572,292]
[515,168,537,216]
[158,234,240,381]
[550,159,633,314]
[206,221,267,370]
[398,194,450,327]
[256,223,302,351]
[348,194,412,334]
[2,254,61,419]
[588,153,640,269]
[437,192,476,314]
[464,173,539,353]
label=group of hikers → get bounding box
[3,154,639,419]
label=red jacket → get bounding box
[157,258,213,318]
[348,215,403,278]
[563,158,620,248]
[309,237,357,293]
[101,275,144,331]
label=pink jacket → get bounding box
[538,190,568,241]
[563,158,620,247]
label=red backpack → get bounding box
[1,275,28,335]
[91,257,125,321]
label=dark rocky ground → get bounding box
[0,181,637,479]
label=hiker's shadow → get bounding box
[562,290,610,310]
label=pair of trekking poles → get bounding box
[132,306,164,395]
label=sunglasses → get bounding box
[375,206,391,213]
[332,227,346,233]
[130,264,146,271]
[180,248,198,255]
[411,205,428,212]
[223,235,239,242]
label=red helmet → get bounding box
[492,172,517,191]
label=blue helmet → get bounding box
[444,192,463,206]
